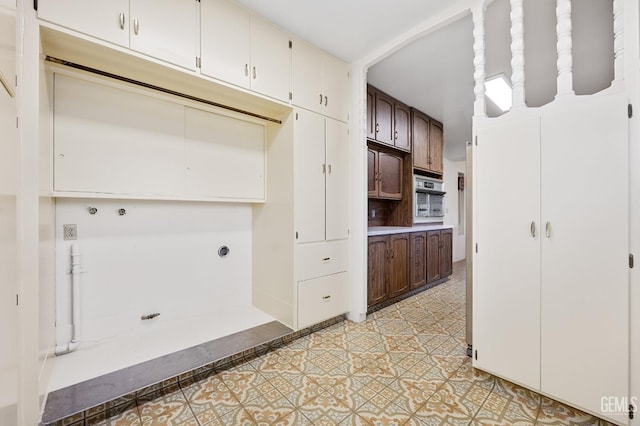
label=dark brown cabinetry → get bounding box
[367,148,402,200]
[412,108,443,176]
[410,232,427,289]
[366,233,410,307]
[367,229,453,308]
[367,85,411,153]
[426,229,453,284]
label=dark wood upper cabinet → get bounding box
[375,91,395,146]
[378,151,402,200]
[367,148,378,197]
[412,109,430,171]
[367,86,376,140]
[394,102,411,152]
[410,232,427,289]
[388,233,410,298]
[429,121,444,175]
[367,236,389,306]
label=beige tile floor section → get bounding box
[86,262,614,426]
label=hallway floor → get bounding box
[82,263,611,425]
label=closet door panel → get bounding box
[540,94,629,422]
[325,119,349,241]
[474,117,541,390]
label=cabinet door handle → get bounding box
[322,295,331,300]
[394,130,398,140]
[244,64,249,76]
[322,164,326,174]
[327,164,332,174]
[119,13,125,30]
[133,18,139,35]
[390,249,394,259]
[319,93,323,104]
[530,221,536,238]
[324,95,328,106]
[322,257,331,261]
[545,221,551,239]
[253,67,257,79]
[376,123,379,133]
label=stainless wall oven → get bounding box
[414,175,446,223]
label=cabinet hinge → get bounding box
[628,104,633,118]
[295,231,299,240]
[475,243,478,253]
[475,136,478,146]
[630,254,635,269]
[289,40,292,49]
[16,116,18,128]
[33,0,37,11]
[474,349,478,360]
[16,294,18,306]
[630,404,635,420]
[295,112,298,120]
[289,92,292,101]
[196,57,201,68]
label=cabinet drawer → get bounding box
[295,240,348,281]
[297,272,349,329]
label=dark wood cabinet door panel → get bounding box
[367,148,378,197]
[412,109,430,171]
[389,233,410,298]
[426,230,441,283]
[367,86,376,140]
[410,232,427,289]
[394,103,411,152]
[429,121,444,175]
[378,152,402,199]
[440,229,453,277]
[367,236,389,306]
[375,92,394,146]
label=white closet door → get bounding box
[541,94,629,423]
[184,107,265,200]
[474,117,541,390]
[325,118,349,241]
[294,109,326,244]
[322,54,350,122]
[250,16,291,102]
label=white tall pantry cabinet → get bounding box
[474,93,629,424]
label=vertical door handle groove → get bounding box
[545,221,551,239]
[119,13,125,30]
[530,221,536,238]
[133,18,139,35]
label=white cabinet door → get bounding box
[0,11,15,96]
[38,0,129,47]
[129,0,198,70]
[291,37,323,114]
[184,107,265,200]
[540,94,628,423]
[250,16,290,102]
[297,272,348,329]
[53,74,185,196]
[323,54,349,122]
[200,0,251,88]
[294,109,326,244]
[474,117,541,390]
[325,119,349,241]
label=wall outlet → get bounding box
[63,224,77,240]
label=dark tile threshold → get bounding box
[41,320,292,425]
[367,276,449,315]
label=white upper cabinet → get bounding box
[200,0,251,89]
[129,0,198,70]
[250,16,291,102]
[292,37,349,122]
[38,0,198,70]
[38,0,130,48]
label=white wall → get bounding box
[54,199,254,348]
[444,158,466,262]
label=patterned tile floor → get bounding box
[85,262,613,426]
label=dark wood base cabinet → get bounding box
[367,233,410,307]
[368,229,453,308]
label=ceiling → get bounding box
[236,0,615,163]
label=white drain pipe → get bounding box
[56,243,83,355]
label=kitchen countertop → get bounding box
[368,224,453,236]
